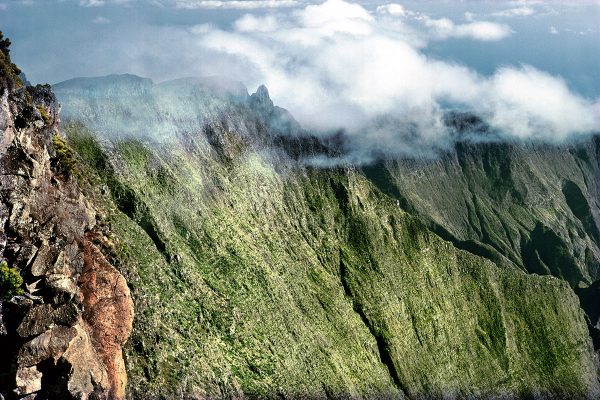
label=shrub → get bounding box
[0,261,24,301]
[37,105,51,125]
[53,132,77,176]
[0,31,23,88]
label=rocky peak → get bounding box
[0,33,133,400]
[250,84,274,110]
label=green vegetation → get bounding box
[376,142,600,287]
[0,261,24,301]
[0,31,22,88]
[65,124,599,399]
[53,132,77,176]
[37,105,51,125]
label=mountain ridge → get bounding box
[1,36,600,399]
[53,72,600,398]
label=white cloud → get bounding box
[491,6,535,18]
[80,0,105,6]
[79,0,136,5]
[375,4,512,43]
[175,0,299,9]
[40,0,596,158]
[464,11,476,22]
[92,16,111,23]
[235,14,280,32]
[549,26,558,34]
[487,67,597,140]
[376,3,406,17]
[507,0,543,5]
[188,0,598,152]
[421,17,513,41]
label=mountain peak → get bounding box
[250,84,273,108]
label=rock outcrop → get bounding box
[0,36,133,400]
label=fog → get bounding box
[6,0,599,162]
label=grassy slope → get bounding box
[374,140,600,287]
[67,127,599,399]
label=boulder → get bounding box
[14,366,41,396]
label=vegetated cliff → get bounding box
[359,114,600,348]
[0,37,133,399]
[54,74,600,399]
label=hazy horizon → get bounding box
[2,0,600,149]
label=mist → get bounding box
[194,0,599,144]
[6,0,600,162]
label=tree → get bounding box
[0,261,24,301]
[0,31,22,88]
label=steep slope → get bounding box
[0,39,133,399]
[55,75,600,399]
[359,116,600,346]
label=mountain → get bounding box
[360,130,600,346]
[1,42,600,399]
[50,73,600,398]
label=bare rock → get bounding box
[17,325,77,367]
[61,320,110,399]
[29,244,57,277]
[17,303,78,338]
[1,57,134,399]
[16,304,54,338]
[80,239,134,400]
[14,366,41,396]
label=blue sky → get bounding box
[1,0,599,140]
[1,1,598,94]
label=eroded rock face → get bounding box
[0,69,133,398]
[80,237,134,399]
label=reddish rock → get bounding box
[80,237,134,400]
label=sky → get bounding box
[1,0,600,148]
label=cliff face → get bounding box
[54,75,600,399]
[360,131,600,347]
[0,49,133,399]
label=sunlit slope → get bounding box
[55,75,600,398]
[66,126,598,399]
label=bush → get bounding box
[37,105,51,125]
[53,132,77,176]
[0,261,24,301]
[0,31,22,88]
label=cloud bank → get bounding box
[175,0,299,9]
[28,0,598,161]
[187,0,598,157]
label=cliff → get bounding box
[2,31,600,398]
[54,74,600,399]
[0,37,133,399]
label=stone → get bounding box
[80,240,134,400]
[24,279,41,295]
[0,74,132,398]
[0,302,7,336]
[16,304,54,338]
[17,303,79,338]
[46,274,78,297]
[18,325,77,367]
[29,244,56,277]
[14,366,42,396]
[17,395,38,400]
[61,321,110,399]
